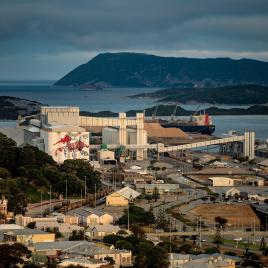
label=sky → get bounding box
[0,0,268,80]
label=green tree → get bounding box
[213,230,223,248]
[0,167,11,179]
[116,240,134,251]
[69,230,85,241]
[156,208,168,230]
[130,224,145,239]
[204,247,219,254]
[104,256,115,265]
[152,187,160,202]
[103,234,124,246]
[26,221,36,229]
[215,216,228,229]
[260,237,267,252]
[0,243,31,268]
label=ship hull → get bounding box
[161,123,215,135]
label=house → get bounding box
[135,183,181,195]
[35,222,82,237]
[208,177,234,187]
[85,225,121,238]
[106,186,140,206]
[58,258,108,268]
[4,228,55,244]
[33,241,132,268]
[71,208,113,226]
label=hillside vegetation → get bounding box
[132,85,268,105]
[55,52,268,88]
[0,133,100,214]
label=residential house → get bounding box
[33,241,132,268]
[85,225,121,238]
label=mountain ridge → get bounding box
[55,52,268,88]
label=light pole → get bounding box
[94,183,97,208]
[49,185,52,213]
[84,176,87,202]
[65,180,68,203]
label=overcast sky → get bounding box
[1,0,268,80]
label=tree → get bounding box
[0,167,11,179]
[103,234,124,246]
[215,216,228,229]
[130,224,145,239]
[0,243,31,268]
[204,247,219,254]
[116,240,134,251]
[213,230,223,248]
[104,256,115,265]
[0,212,6,223]
[69,230,85,241]
[156,208,168,230]
[152,187,160,202]
[26,221,36,229]
[118,205,155,225]
[46,227,63,239]
[146,245,169,268]
[260,237,267,253]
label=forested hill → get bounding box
[132,85,268,105]
[55,52,268,87]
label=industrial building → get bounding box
[21,106,148,162]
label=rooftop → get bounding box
[115,186,141,200]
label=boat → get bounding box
[153,105,215,135]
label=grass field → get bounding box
[190,203,260,228]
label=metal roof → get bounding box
[115,186,140,200]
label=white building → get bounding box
[20,107,148,162]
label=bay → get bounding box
[0,81,267,141]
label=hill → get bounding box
[55,52,268,88]
[132,85,268,105]
[0,96,43,120]
[0,132,101,214]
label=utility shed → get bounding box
[106,186,140,206]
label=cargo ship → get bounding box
[160,111,215,135]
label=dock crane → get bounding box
[170,104,178,121]
[152,105,159,120]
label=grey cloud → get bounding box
[0,0,268,79]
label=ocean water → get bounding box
[0,81,157,112]
[0,81,268,141]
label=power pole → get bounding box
[49,185,52,213]
[40,191,43,217]
[84,176,87,203]
[199,216,202,248]
[94,183,97,208]
[80,188,83,206]
[127,204,130,232]
[169,216,172,253]
[65,180,68,203]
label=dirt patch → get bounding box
[189,203,260,228]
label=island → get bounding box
[54,52,268,88]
